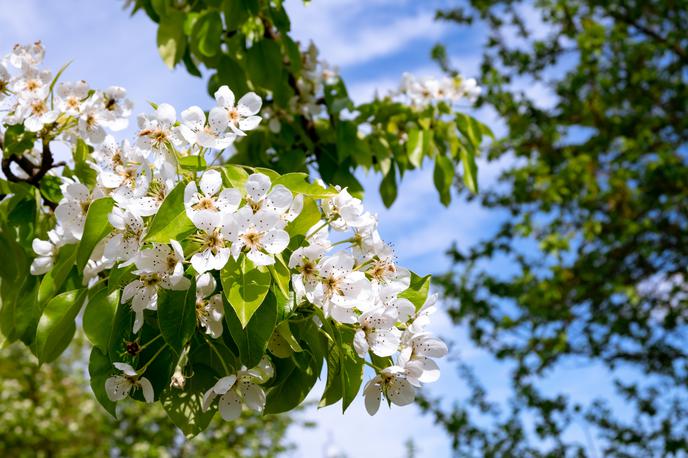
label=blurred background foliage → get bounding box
[0,334,304,458]
[426,0,688,456]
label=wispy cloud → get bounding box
[287,1,448,68]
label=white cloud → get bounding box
[287,1,448,68]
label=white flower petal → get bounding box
[245,173,271,202]
[218,390,242,420]
[199,169,222,196]
[105,376,131,401]
[139,377,155,403]
[214,85,235,109]
[237,92,262,116]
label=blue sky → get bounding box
[0,1,625,456]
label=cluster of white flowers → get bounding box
[10,42,446,419]
[290,188,448,415]
[264,41,339,133]
[0,41,132,151]
[395,72,482,108]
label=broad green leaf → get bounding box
[158,283,197,354]
[39,175,63,204]
[273,173,337,198]
[38,243,78,305]
[216,55,250,97]
[77,197,114,271]
[178,154,206,171]
[406,128,423,168]
[460,144,479,194]
[88,346,117,417]
[3,124,37,158]
[161,364,217,438]
[157,11,186,68]
[318,318,362,411]
[189,333,238,376]
[399,271,432,311]
[193,11,223,57]
[144,181,195,243]
[433,154,454,206]
[379,166,397,208]
[35,289,86,363]
[265,320,324,414]
[268,254,290,299]
[286,196,320,238]
[267,329,292,358]
[220,164,249,189]
[220,256,272,328]
[277,321,302,352]
[223,291,277,368]
[83,287,119,351]
[245,39,283,91]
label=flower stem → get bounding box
[138,333,163,352]
[137,343,169,375]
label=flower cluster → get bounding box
[290,188,448,414]
[395,72,482,108]
[8,42,446,422]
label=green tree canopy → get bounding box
[428,0,688,456]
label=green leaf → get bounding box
[399,271,432,311]
[193,11,223,57]
[88,346,117,417]
[144,181,195,244]
[379,166,397,208]
[77,197,115,271]
[161,364,217,438]
[39,175,63,204]
[158,282,197,354]
[268,254,290,299]
[220,256,272,328]
[83,287,120,351]
[265,320,324,414]
[38,243,78,305]
[223,291,277,368]
[157,11,186,68]
[215,55,250,97]
[433,154,454,206]
[245,39,283,91]
[277,321,302,352]
[220,164,249,189]
[2,125,37,158]
[273,173,338,198]
[460,144,479,194]
[179,154,206,171]
[406,128,424,168]
[285,196,320,238]
[35,289,86,364]
[318,318,362,411]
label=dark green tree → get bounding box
[427,1,688,456]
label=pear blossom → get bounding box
[353,307,401,358]
[12,66,51,100]
[312,251,374,323]
[243,173,295,216]
[195,273,224,338]
[184,169,241,230]
[398,331,448,384]
[9,41,45,69]
[178,105,236,149]
[363,365,416,416]
[55,181,103,240]
[30,228,66,275]
[202,357,273,420]
[104,207,144,264]
[211,85,262,136]
[322,188,375,231]
[100,86,133,130]
[56,80,89,116]
[136,102,181,156]
[105,362,154,403]
[222,206,290,266]
[19,97,58,132]
[189,227,231,273]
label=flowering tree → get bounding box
[0,36,487,437]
